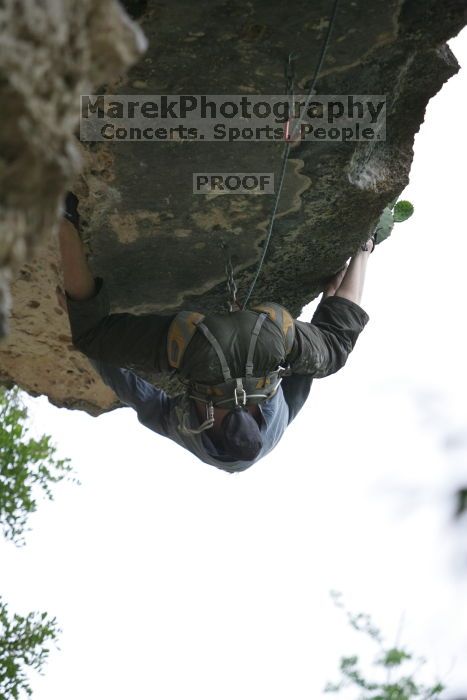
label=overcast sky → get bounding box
[1,28,467,700]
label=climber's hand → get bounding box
[322,264,348,299]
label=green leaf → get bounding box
[379,647,412,667]
[340,655,358,670]
[393,200,414,222]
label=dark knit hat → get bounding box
[220,406,263,461]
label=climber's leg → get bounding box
[58,217,174,373]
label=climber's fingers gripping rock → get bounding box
[322,264,349,299]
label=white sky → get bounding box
[1,28,467,700]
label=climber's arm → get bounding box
[89,358,171,436]
[334,244,371,307]
[287,296,369,377]
[322,240,372,304]
[65,279,174,373]
[59,217,174,373]
[286,245,371,377]
[58,218,96,301]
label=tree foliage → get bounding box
[325,591,445,699]
[0,385,75,545]
[0,386,73,696]
[0,598,60,699]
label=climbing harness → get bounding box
[241,0,341,309]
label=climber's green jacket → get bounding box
[66,278,369,380]
[63,277,369,471]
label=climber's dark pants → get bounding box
[66,277,369,404]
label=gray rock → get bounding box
[0,0,466,413]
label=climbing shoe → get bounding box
[64,191,80,231]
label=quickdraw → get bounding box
[219,241,239,312]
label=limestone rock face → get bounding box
[0,0,146,332]
[0,0,466,414]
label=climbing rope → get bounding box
[284,50,300,143]
[241,0,341,310]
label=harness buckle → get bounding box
[278,364,292,377]
[234,382,247,406]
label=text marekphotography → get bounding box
[80,94,387,142]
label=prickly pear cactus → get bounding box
[393,200,415,222]
[374,199,414,244]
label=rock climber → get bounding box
[57,193,373,472]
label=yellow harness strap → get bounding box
[167,310,205,369]
[251,302,295,355]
